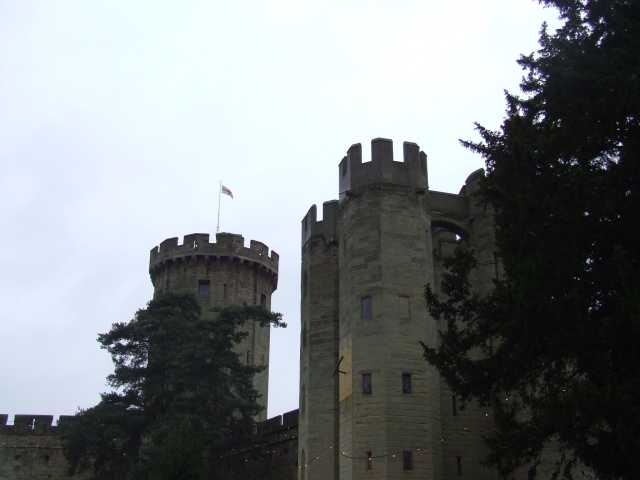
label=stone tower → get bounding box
[149,232,279,421]
[299,139,498,480]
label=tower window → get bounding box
[361,296,372,321]
[403,450,413,471]
[452,394,458,416]
[398,295,410,321]
[260,293,267,307]
[362,373,372,394]
[301,323,307,349]
[198,280,210,298]
[302,270,308,298]
[366,451,373,470]
[223,283,228,302]
[456,456,462,476]
[402,373,412,394]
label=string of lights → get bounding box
[299,426,480,471]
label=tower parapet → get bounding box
[338,138,428,200]
[149,232,279,288]
[301,201,339,247]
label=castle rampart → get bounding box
[1,411,299,480]
[0,415,84,480]
[150,232,279,288]
[301,201,339,247]
[338,138,428,200]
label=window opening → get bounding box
[402,373,412,393]
[361,296,372,321]
[399,295,410,321]
[198,279,210,298]
[456,456,462,476]
[362,373,372,394]
[366,451,373,470]
[403,450,413,470]
[452,394,458,416]
[302,270,308,298]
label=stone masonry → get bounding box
[149,231,279,421]
[299,138,499,480]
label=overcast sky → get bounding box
[0,1,558,421]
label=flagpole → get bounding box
[216,180,222,233]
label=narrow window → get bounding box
[452,394,458,416]
[398,295,410,321]
[362,373,372,394]
[302,270,308,298]
[197,279,210,298]
[223,283,228,302]
[403,450,413,471]
[402,373,412,394]
[361,296,372,321]
[456,456,462,476]
[246,350,252,365]
[366,451,373,470]
[260,293,267,307]
[301,323,307,349]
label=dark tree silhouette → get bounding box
[424,1,640,478]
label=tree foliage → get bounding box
[423,1,639,478]
[62,293,285,480]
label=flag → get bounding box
[221,185,233,199]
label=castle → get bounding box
[1,138,502,480]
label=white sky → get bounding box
[0,1,558,420]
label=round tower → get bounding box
[149,232,279,421]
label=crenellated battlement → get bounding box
[149,232,279,278]
[0,414,75,434]
[301,200,339,247]
[338,138,428,200]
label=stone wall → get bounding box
[214,409,299,480]
[0,415,85,480]
[0,411,300,480]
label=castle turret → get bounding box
[149,232,279,421]
[300,139,498,480]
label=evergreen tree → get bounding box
[423,1,639,478]
[62,293,284,480]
